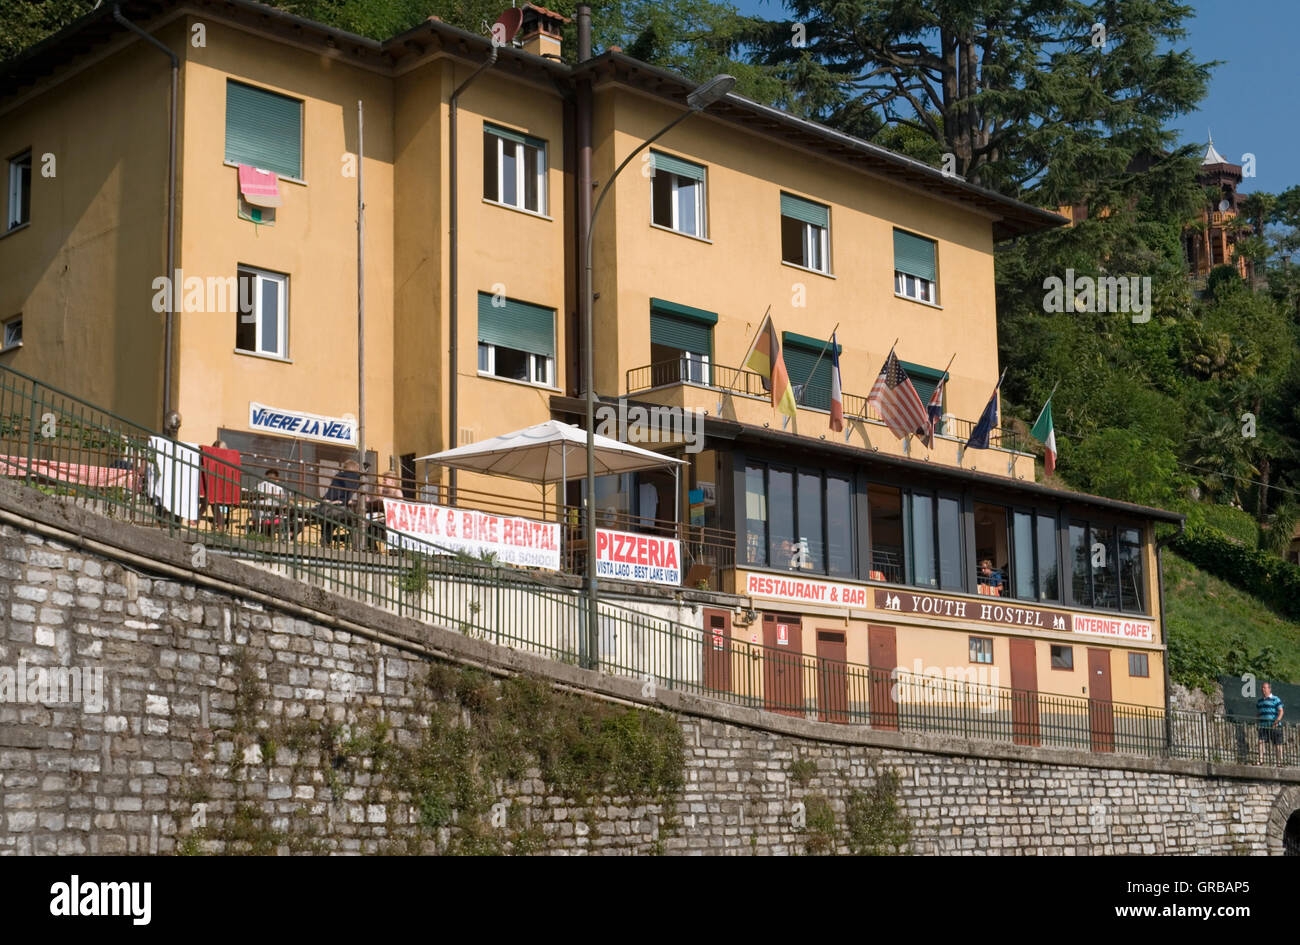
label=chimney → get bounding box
[577,4,591,61]
[518,3,570,59]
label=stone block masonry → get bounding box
[0,481,1297,855]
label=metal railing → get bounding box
[0,363,1294,769]
[628,361,1032,454]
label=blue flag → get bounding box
[966,370,1006,450]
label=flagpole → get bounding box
[736,304,773,393]
[794,322,840,405]
[938,351,956,383]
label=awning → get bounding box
[417,420,684,484]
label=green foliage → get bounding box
[1173,524,1300,622]
[788,758,817,786]
[1163,551,1300,694]
[844,769,911,856]
[1064,429,1190,508]
[1183,504,1258,548]
[802,794,838,855]
[396,554,430,594]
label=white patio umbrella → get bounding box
[416,420,684,482]
[416,420,686,525]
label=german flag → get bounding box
[743,313,798,419]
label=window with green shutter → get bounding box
[893,229,937,302]
[225,80,303,180]
[477,292,556,387]
[781,193,830,272]
[783,333,840,410]
[898,360,945,412]
[650,151,706,237]
[650,299,715,385]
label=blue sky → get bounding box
[730,0,1297,195]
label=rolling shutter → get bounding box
[485,123,545,151]
[226,80,303,180]
[893,230,937,282]
[650,151,705,181]
[780,193,829,229]
[478,293,556,359]
[782,334,840,410]
[650,299,716,355]
[899,360,945,409]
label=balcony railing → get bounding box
[0,362,1293,769]
[628,360,1032,455]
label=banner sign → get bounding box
[1072,613,1154,642]
[596,528,681,585]
[745,572,869,607]
[249,402,357,446]
[875,589,1072,630]
[383,500,561,571]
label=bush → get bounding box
[1184,504,1259,548]
[1173,524,1300,621]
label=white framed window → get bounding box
[969,636,993,665]
[2,315,21,350]
[650,151,706,238]
[780,194,830,273]
[484,124,546,214]
[7,150,31,230]
[477,343,553,387]
[476,292,556,388]
[236,266,288,359]
[893,229,938,303]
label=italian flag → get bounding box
[1030,397,1057,475]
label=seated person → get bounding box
[977,558,1005,594]
[319,460,361,544]
[252,468,287,535]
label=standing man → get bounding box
[1257,682,1285,765]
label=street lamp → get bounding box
[581,73,736,670]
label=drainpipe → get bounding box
[114,5,178,435]
[1156,518,1186,752]
[448,47,500,502]
[577,4,592,61]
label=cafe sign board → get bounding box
[1072,613,1154,643]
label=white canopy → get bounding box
[416,420,685,484]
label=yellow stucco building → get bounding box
[0,0,1182,732]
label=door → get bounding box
[762,613,804,716]
[701,608,732,693]
[1088,648,1114,752]
[868,625,897,731]
[1009,638,1039,746]
[815,630,849,724]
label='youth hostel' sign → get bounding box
[249,402,357,447]
[596,529,681,586]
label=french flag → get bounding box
[829,331,844,433]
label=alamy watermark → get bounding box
[890,659,1001,713]
[594,397,705,453]
[0,659,105,712]
[1042,269,1151,323]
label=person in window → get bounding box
[319,460,361,544]
[978,558,1005,595]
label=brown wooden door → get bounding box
[815,630,849,724]
[762,614,804,716]
[1088,648,1114,752]
[1009,638,1040,746]
[701,608,732,693]
[868,625,898,731]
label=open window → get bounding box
[650,151,706,237]
[893,228,937,303]
[780,193,829,273]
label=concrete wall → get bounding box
[0,481,1294,855]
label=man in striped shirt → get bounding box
[1257,682,1285,765]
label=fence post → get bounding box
[25,382,40,486]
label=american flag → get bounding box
[867,348,929,439]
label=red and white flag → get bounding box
[867,348,928,439]
[829,331,844,433]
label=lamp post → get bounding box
[581,74,736,670]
